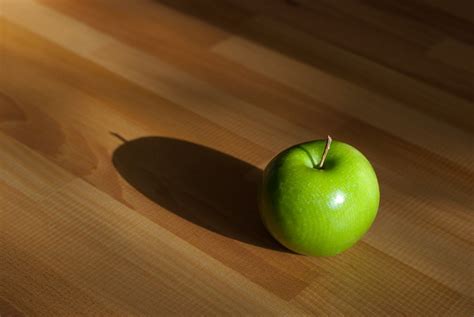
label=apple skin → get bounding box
[259,139,379,256]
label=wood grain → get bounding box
[1,0,473,315]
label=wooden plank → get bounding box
[428,39,474,73]
[420,0,474,24]
[293,242,470,315]
[0,127,75,200]
[299,0,444,47]
[212,36,473,171]
[364,0,474,41]
[235,16,474,132]
[224,0,474,99]
[34,0,235,49]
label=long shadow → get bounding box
[112,136,286,251]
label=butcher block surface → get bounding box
[1,0,473,315]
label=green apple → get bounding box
[259,136,379,256]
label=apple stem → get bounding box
[318,135,332,169]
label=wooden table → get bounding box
[1,0,473,315]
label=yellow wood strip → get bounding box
[0,132,75,200]
[1,189,126,315]
[363,179,473,296]
[37,0,243,49]
[212,37,474,171]
[1,0,112,54]
[292,243,470,315]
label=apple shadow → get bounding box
[112,136,286,252]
